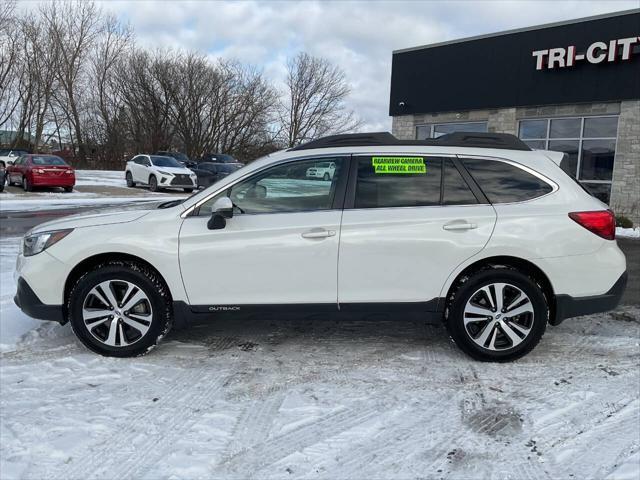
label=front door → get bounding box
[178,156,348,306]
[338,155,496,305]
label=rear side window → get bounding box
[354,156,441,208]
[443,159,478,205]
[462,158,553,203]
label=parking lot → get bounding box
[3,199,632,466]
[0,180,638,479]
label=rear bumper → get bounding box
[14,277,65,324]
[552,271,627,325]
[32,176,75,187]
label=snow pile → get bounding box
[0,237,42,351]
[617,227,640,239]
[74,169,125,187]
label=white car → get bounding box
[14,132,626,361]
[306,161,336,180]
[0,149,30,167]
[125,154,197,192]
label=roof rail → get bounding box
[289,131,531,152]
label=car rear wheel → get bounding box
[68,261,173,357]
[323,172,330,181]
[126,171,135,188]
[64,186,73,193]
[22,176,32,192]
[149,175,159,192]
[445,268,548,362]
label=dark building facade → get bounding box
[390,9,640,222]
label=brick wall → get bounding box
[610,100,640,224]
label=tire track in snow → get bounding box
[225,389,287,455]
[218,399,385,477]
[552,399,640,478]
[41,366,230,480]
[109,372,231,480]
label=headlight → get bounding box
[158,170,173,176]
[23,229,73,257]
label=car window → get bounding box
[31,156,67,166]
[198,157,346,216]
[443,159,478,205]
[462,158,553,203]
[354,155,441,209]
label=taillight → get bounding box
[569,210,616,240]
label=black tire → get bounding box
[183,188,193,193]
[149,175,159,192]
[126,171,135,188]
[445,268,548,362]
[64,186,73,193]
[0,174,4,192]
[323,172,330,181]
[23,176,32,192]
[67,261,173,357]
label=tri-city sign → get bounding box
[532,36,640,70]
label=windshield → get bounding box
[150,156,183,168]
[170,152,189,162]
[31,156,67,166]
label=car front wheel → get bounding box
[67,261,173,357]
[445,268,548,362]
[149,175,159,192]
[126,171,135,188]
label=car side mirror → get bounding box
[207,197,234,230]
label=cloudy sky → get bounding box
[28,0,640,131]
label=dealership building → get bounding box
[390,9,640,223]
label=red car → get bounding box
[5,154,75,192]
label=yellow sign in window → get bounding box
[372,157,426,174]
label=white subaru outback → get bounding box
[14,132,627,361]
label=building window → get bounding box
[416,121,488,140]
[518,115,618,204]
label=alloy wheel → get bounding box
[463,282,534,351]
[82,279,153,347]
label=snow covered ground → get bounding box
[0,171,638,479]
[75,169,127,187]
[618,227,640,239]
[0,230,639,479]
[0,169,188,212]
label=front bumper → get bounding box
[552,271,627,325]
[14,277,65,323]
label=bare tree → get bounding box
[41,0,102,160]
[279,52,360,147]
[88,13,132,163]
[0,0,21,128]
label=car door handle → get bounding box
[301,229,336,239]
[443,222,478,231]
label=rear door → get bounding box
[338,154,496,305]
